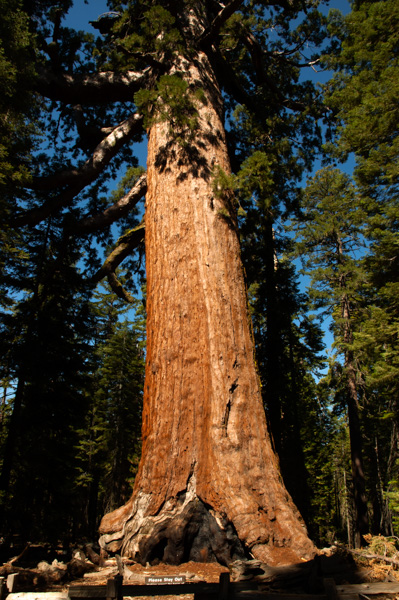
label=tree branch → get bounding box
[347,548,399,567]
[75,174,147,235]
[15,114,144,227]
[241,29,308,111]
[35,66,152,105]
[91,222,145,284]
[107,272,135,303]
[72,104,117,150]
[30,113,143,191]
[198,0,245,48]
[211,48,254,109]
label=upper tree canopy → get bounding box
[324,0,399,195]
[1,0,327,295]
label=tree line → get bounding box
[0,0,397,557]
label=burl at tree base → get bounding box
[99,52,316,567]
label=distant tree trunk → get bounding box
[261,219,310,527]
[0,376,25,498]
[262,217,283,454]
[99,52,315,566]
[1,382,7,427]
[342,293,368,547]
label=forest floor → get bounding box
[80,558,229,584]
[1,542,399,600]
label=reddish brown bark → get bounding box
[99,53,316,566]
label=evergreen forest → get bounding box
[0,0,398,557]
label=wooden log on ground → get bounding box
[84,547,101,567]
[67,559,98,580]
[335,583,399,595]
[68,586,107,599]
[7,594,68,600]
[231,559,314,582]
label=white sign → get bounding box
[145,576,186,585]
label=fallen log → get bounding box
[347,549,399,567]
[335,582,399,595]
[67,559,98,581]
[7,594,68,600]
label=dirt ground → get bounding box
[70,560,229,600]
[78,559,229,585]
[3,543,399,600]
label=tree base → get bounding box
[99,479,248,565]
[99,480,316,567]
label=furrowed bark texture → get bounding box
[99,52,316,566]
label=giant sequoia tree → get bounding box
[3,0,328,564]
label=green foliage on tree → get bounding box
[0,260,145,540]
[0,240,96,540]
[324,0,399,193]
[319,0,399,541]
[75,282,145,538]
[0,0,40,309]
[291,166,369,546]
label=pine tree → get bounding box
[0,232,96,541]
[322,0,399,538]
[324,0,399,195]
[0,0,39,308]
[75,284,145,539]
[292,166,369,547]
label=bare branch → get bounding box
[198,0,292,48]
[30,113,143,191]
[91,221,145,284]
[15,114,144,227]
[107,272,135,303]
[347,548,399,567]
[75,174,147,235]
[36,66,152,105]
[273,35,314,58]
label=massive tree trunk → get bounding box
[99,52,316,566]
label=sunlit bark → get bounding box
[99,51,315,566]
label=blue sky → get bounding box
[64,0,352,27]
[64,1,109,30]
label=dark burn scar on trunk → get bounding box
[222,379,238,431]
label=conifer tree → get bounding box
[0,0,39,308]
[75,284,145,539]
[1,0,330,563]
[322,0,399,537]
[0,232,96,540]
[292,166,368,547]
[324,0,398,196]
